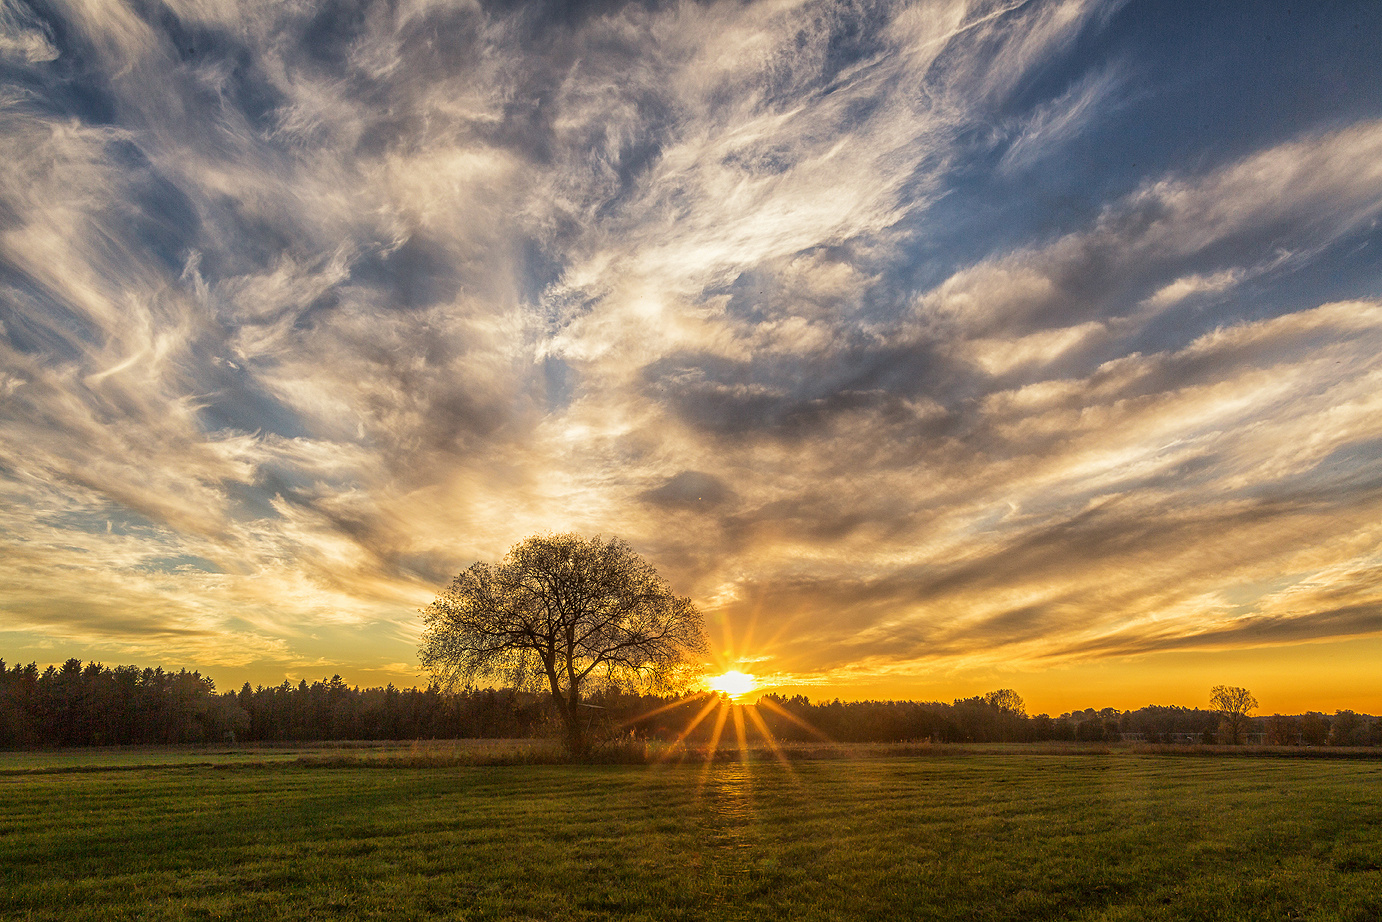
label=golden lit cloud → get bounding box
[1,0,1380,711]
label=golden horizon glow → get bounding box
[705,670,758,700]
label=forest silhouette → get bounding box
[2,657,1376,749]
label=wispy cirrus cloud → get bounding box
[710,299,1382,677]
[997,62,1125,175]
[1,0,1380,700]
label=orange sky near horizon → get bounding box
[11,633,1377,719]
[748,637,1382,717]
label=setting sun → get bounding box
[706,670,757,700]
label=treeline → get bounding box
[0,659,544,747]
[621,695,1232,745]
[737,697,1381,746]
[2,658,1379,748]
[1,659,238,747]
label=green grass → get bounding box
[1,751,1379,920]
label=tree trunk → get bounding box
[542,660,585,757]
[544,678,587,756]
[563,686,587,757]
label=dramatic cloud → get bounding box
[2,0,1380,704]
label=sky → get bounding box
[2,0,1381,716]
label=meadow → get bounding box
[1,746,1379,921]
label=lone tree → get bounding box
[1210,685,1258,745]
[419,533,707,754]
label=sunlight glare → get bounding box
[706,669,757,700]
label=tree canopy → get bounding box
[418,533,707,752]
[984,688,1026,717]
[1210,685,1259,744]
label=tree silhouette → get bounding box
[984,688,1026,717]
[1210,685,1258,744]
[418,533,707,754]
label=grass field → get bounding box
[1,749,1379,921]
